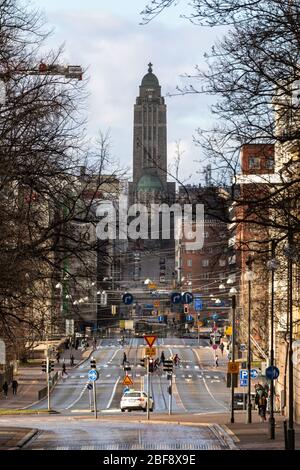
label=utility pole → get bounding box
[146,356,150,421]
[245,256,254,424]
[46,357,50,412]
[267,240,277,439]
[230,293,236,423]
[287,229,295,450]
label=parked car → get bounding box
[120,390,154,412]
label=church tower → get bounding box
[130,63,173,204]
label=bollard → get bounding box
[283,420,288,450]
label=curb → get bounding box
[8,428,39,450]
[209,423,239,450]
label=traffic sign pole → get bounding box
[168,374,172,415]
[93,381,97,419]
[146,356,150,421]
[46,357,51,412]
[231,294,236,424]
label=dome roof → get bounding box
[141,62,159,88]
[141,72,159,88]
[137,174,163,192]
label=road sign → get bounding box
[171,292,181,304]
[239,369,259,382]
[212,313,219,320]
[149,283,157,290]
[225,326,233,336]
[144,335,157,347]
[122,293,134,305]
[158,315,164,322]
[228,362,240,374]
[212,344,218,350]
[265,366,280,380]
[240,344,246,352]
[194,296,203,311]
[182,292,194,304]
[153,300,160,308]
[145,347,157,356]
[87,383,93,390]
[123,375,133,386]
[186,314,193,322]
[88,369,99,382]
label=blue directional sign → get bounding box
[88,369,99,382]
[212,313,219,320]
[186,315,194,322]
[194,296,203,311]
[265,366,280,380]
[171,292,182,304]
[182,292,194,304]
[122,293,134,305]
[158,315,164,322]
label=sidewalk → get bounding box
[0,345,93,410]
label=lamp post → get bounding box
[284,230,295,450]
[245,257,254,424]
[266,240,278,440]
[229,286,237,423]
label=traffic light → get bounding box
[90,358,97,369]
[42,360,47,373]
[140,358,146,368]
[163,360,173,373]
[149,359,154,373]
[49,360,55,373]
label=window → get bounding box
[187,259,192,267]
[202,259,209,267]
[205,232,209,238]
[265,159,274,169]
[200,273,210,279]
[248,157,260,169]
[219,259,226,267]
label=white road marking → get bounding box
[106,374,111,378]
[80,375,85,378]
[193,348,228,411]
[106,377,120,409]
[108,349,120,364]
[194,366,199,369]
[65,383,89,410]
[206,375,211,379]
[214,376,219,379]
[211,380,221,383]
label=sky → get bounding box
[35,0,221,184]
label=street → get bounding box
[28,338,229,416]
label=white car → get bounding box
[120,390,154,412]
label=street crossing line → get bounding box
[106,377,120,409]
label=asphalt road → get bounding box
[29,337,229,416]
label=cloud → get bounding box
[41,7,219,183]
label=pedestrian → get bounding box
[62,362,68,377]
[160,351,165,365]
[12,380,18,395]
[173,354,180,366]
[219,343,224,356]
[122,352,127,366]
[70,354,75,366]
[255,384,267,421]
[56,351,60,364]
[215,354,219,368]
[2,381,8,398]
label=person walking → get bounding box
[56,351,60,364]
[12,380,18,396]
[255,384,267,421]
[122,352,127,366]
[70,354,75,366]
[62,362,68,377]
[215,354,219,368]
[160,351,165,365]
[2,381,8,398]
[219,343,224,356]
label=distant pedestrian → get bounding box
[160,351,165,365]
[122,352,127,366]
[173,354,180,366]
[2,381,8,398]
[219,343,224,356]
[56,352,60,364]
[62,362,68,377]
[70,354,75,366]
[12,380,18,395]
[215,355,219,368]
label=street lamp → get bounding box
[266,240,278,440]
[245,257,254,424]
[229,286,237,423]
